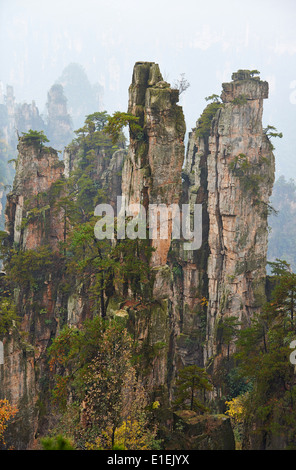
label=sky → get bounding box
[1,0,296,178]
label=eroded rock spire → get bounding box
[184,69,275,366]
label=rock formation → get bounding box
[1,139,65,448]
[121,61,186,266]
[171,410,235,450]
[46,84,73,151]
[1,126,127,448]
[15,101,45,137]
[183,70,275,373]
[5,139,65,251]
[0,83,74,232]
[0,65,275,449]
[119,67,275,408]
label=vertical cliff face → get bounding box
[118,62,186,395]
[121,62,186,266]
[0,86,44,231]
[122,67,275,388]
[63,142,126,208]
[1,140,66,449]
[184,70,275,368]
[6,139,65,251]
[46,84,73,150]
[0,82,73,231]
[15,101,45,136]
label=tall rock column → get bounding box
[119,62,186,392]
[1,138,65,449]
[5,138,65,251]
[185,70,275,367]
[121,61,186,266]
[46,84,73,150]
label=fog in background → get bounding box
[1,0,296,178]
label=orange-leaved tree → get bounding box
[0,399,18,446]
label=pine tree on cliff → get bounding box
[173,365,213,413]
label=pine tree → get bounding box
[173,365,213,413]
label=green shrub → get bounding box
[0,298,19,337]
[195,101,223,140]
[40,435,75,450]
[21,129,50,149]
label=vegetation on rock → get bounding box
[195,97,223,140]
[48,316,159,450]
[105,111,144,144]
[20,129,50,149]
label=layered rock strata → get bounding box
[121,61,186,266]
[5,140,65,251]
[1,140,65,448]
[119,62,187,395]
[183,70,275,368]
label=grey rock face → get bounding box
[184,70,275,366]
[122,61,186,267]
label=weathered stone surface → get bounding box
[0,327,38,449]
[119,62,188,397]
[1,128,128,448]
[64,141,126,207]
[220,69,268,102]
[101,148,126,207]
[1,139,66,449]
[5,139,65,251]
[184,70,275,368]
[121,61,186,267]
